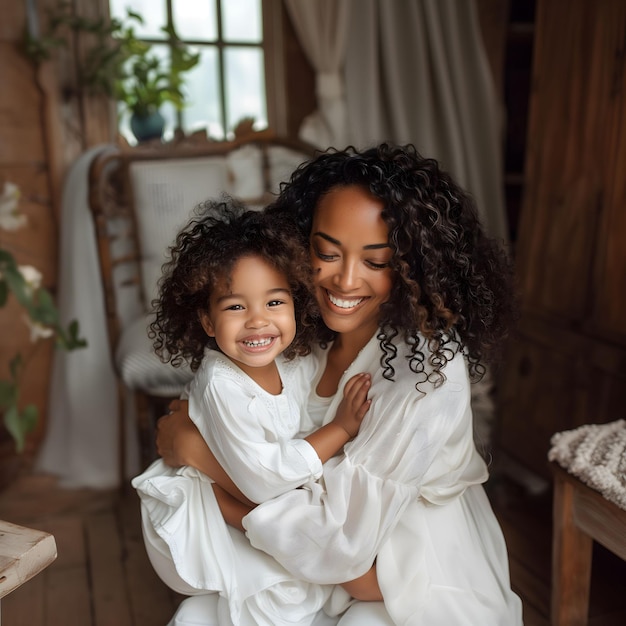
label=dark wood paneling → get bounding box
[497,0,626,479]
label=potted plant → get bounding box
[25,5,200,142]
[0,181,85,455]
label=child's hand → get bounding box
[332,373,371,439]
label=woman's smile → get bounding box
[326,290,366,310]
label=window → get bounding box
[109,0,269,141]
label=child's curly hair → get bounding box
[150,198,320,372]
[266,143,518,385]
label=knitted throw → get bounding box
[548,419,626,511]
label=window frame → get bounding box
[109,0,286,139]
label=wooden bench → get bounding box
[0,520,57,624]
[550,462,626,625]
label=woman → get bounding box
[155,144,523,625]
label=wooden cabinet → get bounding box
[496,0,626,478]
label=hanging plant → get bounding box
[23,3,200,119]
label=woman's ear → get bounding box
[198,310,215,337]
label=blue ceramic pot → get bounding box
[130,110,165,142]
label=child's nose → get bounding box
[245,309,269,328]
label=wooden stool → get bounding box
[0,520,57,624]
[550,462,626,625]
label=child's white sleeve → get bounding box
[190,374,322,504]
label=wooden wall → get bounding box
[1,1,64,460]
[495,0,626,478]
[0,0,116,462]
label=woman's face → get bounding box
[309,185,394,343]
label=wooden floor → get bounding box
[0,472,185,626]
[1,465,625,626]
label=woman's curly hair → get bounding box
[266,143,518,385]
[150,198,320,372]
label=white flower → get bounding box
[18,265,43,294]
[0,181,27,231]
[23,315,55,342]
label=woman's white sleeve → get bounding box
[242,352,486,585]
[190,376,322,504]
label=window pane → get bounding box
[224,46,266,135]
[173,0,217,41]
[182,47,224,139]
[109,0,167,39]
[222,0,262,42]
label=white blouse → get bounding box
[243,333,524,625]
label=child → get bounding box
[132,200,370,626]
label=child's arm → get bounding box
[159,372,370,505]
[189,371,369,504]
[212,483,253,532]
[156,401,254,506]
[304,372,371,464]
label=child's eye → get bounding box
[267,300,285,307]
[225,304,244,311]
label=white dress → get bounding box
[132,351,341,626]
[243,333,524,625]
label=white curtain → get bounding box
[287,0,508,242]
[283,0,351,149]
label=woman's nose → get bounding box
[333,259,359,291]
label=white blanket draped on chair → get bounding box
[36,146,140,488]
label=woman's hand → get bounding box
[156,399,202,468]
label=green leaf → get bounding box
[4,404,25,452]
[2,401,38,453]
[21,404,39,434]
[68,320,88,349]
[0,380,17,408]
[9,354,22,380]
[29,287,60,327]
[3,265,32,308]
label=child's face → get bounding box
[309,185,393,346]
[199,255,296,376]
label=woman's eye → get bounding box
[366,260,390,270]
[313,246,336,261]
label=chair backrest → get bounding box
[88,130,318,379]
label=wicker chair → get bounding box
[87,130,317,478]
